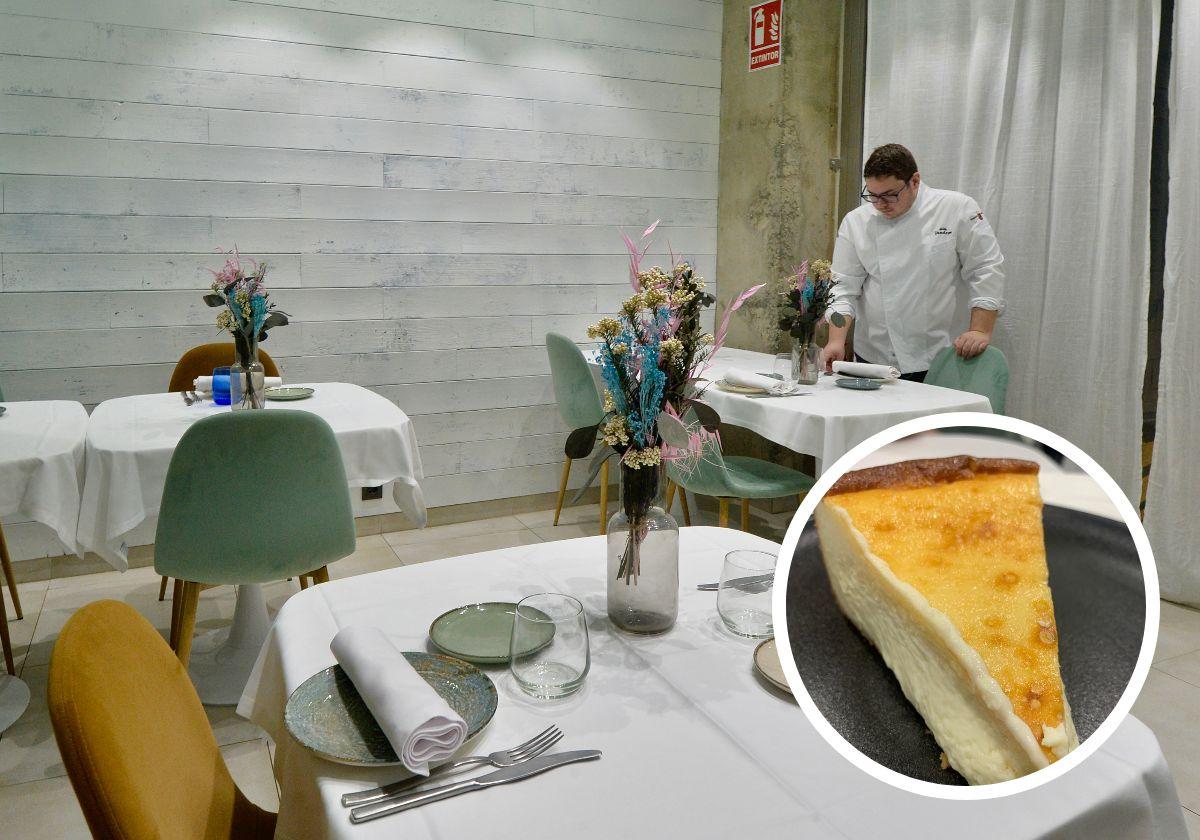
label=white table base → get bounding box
[0,675,30,733]
[189,584,271,706]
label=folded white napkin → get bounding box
[193,375,283,393]
[723,370,791,394]
[330,625,467,775]
[832,361,901,381]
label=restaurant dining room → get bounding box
[1,0,1199,837]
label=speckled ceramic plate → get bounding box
[284,653,497,767]
[753,638,791,695]
[834,377,882,391]
[716,380,766,394]
[265,386,315,401]
[430,602,555,664]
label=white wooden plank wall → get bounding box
[0,0,722,559]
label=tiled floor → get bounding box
[0,503,1197,838]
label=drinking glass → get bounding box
[212,366,232,406]
[717,550,776,638]
[510,593,589,699]
[773,353,795,388]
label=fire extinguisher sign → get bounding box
[748,0,782,71]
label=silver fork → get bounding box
[340,725,563,808]
[180,390,194,406]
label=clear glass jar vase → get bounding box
[791,340,821,385]
[606,460,679,634]
[230,332,266,410]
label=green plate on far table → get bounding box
[265,386,315,401]
[835,377,882,391]
[430,602,555,665]
[284,653,497,767]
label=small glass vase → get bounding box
[230,333,266,410]
[606,460,679,634]
[792,340,820,385]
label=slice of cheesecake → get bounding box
[815,456,1078,784]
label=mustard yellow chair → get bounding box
[167,342,281,392]
[159,343,285,601]
[48,600,277,839]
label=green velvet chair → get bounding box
[666,417,815,530]
[155,410,355,667]
[546,332,610,534]
[925,345,1009,414]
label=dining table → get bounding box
[0,398,88,731]
[695,348,994,473]
[76,382,427,705]
[238,527,1187,839]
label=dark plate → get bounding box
[786,506,1144,785]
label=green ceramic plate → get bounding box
[429,602,555,665]
[265,386,315,401]
[835,377,883,391]
[284,653,497,767]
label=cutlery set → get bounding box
[697,572,774,592]
[340,725,601,823]
[179,390,202,406]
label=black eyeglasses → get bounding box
[860,180,912,206]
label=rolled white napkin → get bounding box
[723,369,791,394]
[193,375,282,392]
[832,361,901,380]
[330,625,467,775]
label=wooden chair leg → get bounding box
[0,582,14,676]
[0,522,23,620]
[298,576,309,590]
[312,566,331,585]
[718,498,730,528]
[665,481,677,513]
[157,575,169,602]
[169,578,183,651]
[174,581,200,669]
[553,458,572,526]
[598,458,610,536]
[679,490,692,527]
[740,498,750,531]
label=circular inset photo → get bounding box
[773,413,1158,800]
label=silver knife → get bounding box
[349,749,602,823]
[696,572,774,592]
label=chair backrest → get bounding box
[48,600,276,840]
[546,332,604,429]
[925,345,1009,414]
[666,410,733,498]
[154,410,355,584]
[168,343,281,392]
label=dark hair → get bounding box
[864,143,918,181]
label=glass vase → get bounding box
[606,460,679,634]
[230,333,266,410]
[791,340,820,385]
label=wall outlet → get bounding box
[361,485,384,501]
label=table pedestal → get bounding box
[188,583,271,706]
[0,675,30,733]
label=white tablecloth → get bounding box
[77,383,426,570]
[238,528,1185,839]
[0,400,88,556]
[698,348,993,471]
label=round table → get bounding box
[76,383,428,704]
[0,399,88,730]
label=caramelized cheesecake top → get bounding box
[823,457,1068,761]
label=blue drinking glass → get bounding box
[212,366,232,406]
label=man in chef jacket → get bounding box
[821,143,1005,382]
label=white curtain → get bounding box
[1145,0,1200,607]
[862,0,1159,502]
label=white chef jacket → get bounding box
[830,183,1005,373]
